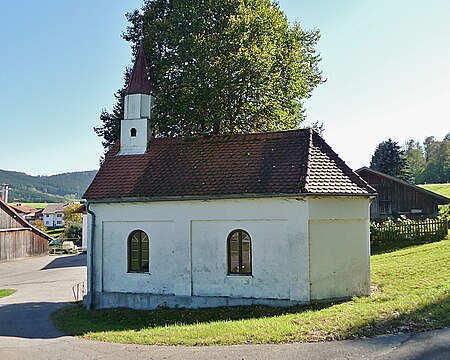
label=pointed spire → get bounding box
[126,41,155,96]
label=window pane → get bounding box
[229,231,239,273]
[230,238,238,252]
[142,259,149,272]
[131,259,139,271]
[241,233,251,273]
[230,258,239,273]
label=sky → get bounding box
[0,0,449,176]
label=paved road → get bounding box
[1,254,449,359]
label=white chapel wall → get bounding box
[90,197,310,303]
[308,197,371,300]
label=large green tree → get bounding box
[94,69,131,155]
[403,140,426,184]
[96,0,323,151]
[370,139,412,182]
[424,138,450,183]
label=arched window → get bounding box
[227,229,252,275]
[128,230,149,273]
[130,128,137,137]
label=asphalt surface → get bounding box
[1,254,449,359]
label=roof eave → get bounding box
[84,191,376,204]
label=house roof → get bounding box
[42,203,66,214]
[125,41,155,96]
[84,129,376,201]
[9,204,36,214]
[0,199,53,241]
[356,167,450,204]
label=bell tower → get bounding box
[119,41,155,155]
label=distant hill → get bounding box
[0,169,97,203]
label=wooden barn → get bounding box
[356,167,450,220]
[0,199,51,262]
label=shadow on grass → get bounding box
[371,237,447,255]
[52,300,341,336]
[52,293,450,343]
[343,294,450,340]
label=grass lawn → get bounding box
[46,228,65,238]
[419,183,450,198]
[0,289,16,299]
[52,238,450,346]
[11,202,48,209]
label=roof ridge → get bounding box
[303,128,314,193]
[153,129,309,143]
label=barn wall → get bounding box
[360,171,440,219]
[0,230,48,262]
[0,205,49,262]
[308,197,371,301]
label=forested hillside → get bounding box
[0,169,97,202]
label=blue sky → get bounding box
[1,0,449,176]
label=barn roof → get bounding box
[0,199,53,241]
[356,167,450,204]
[85,129,375,201]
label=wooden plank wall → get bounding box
[0,205,48,262]
[0,230,48,262]
[360,171,439,219]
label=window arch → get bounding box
[128,230,149,273]
[130,128,137,137]
[227,229,252,275]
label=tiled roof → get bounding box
[42,203,66,214]
[84,129,376,201]
[9,204,36,214]
[125,41,155,96]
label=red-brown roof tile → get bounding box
[84,129,375,200]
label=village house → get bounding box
[9,204,43,225]
[42,203,66,229]
[83,43,377,310]
[356,167,450,220]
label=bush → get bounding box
[370,216,448,247]
[63,222,82,246]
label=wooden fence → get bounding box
[370,218,448,244]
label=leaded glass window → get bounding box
[128,230,149,273]
[227,229,252,275]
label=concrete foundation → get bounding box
[87,291,310,310]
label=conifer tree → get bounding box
[370,139,412,182]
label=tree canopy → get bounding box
[96,0,324,154]
[403,135,450,184]
[370,139,411,182]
